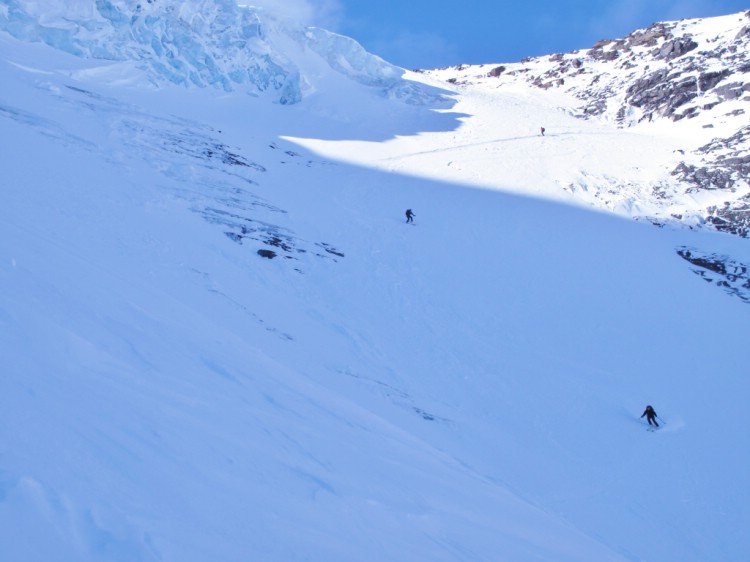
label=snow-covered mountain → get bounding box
[420,11,750,238]
[1,2,749,561]
[0,0,433,104]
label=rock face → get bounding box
[426,11,750,239]
[560,14,750,126]
[678,247,750,303]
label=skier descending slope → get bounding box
[405,208,415,223]
[641,405,659,428]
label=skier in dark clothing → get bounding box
[405,208,415,223]
[641,405,659,427]
[540,126,545,136]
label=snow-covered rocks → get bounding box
[424,11,750,238]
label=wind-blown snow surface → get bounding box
[1,24,749,562]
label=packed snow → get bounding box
[1,4,749,562]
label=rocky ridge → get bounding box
[426,11,750,238]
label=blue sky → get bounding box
[251,0,749,69]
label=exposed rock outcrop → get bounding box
[428,11,750,239]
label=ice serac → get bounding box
[0,0,422,104]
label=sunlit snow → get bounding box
[1,3,749,562]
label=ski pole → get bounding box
[656,416,666,425]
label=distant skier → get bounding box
[641,405,659,427]
[540,126,546,136]
[405,208,415,223]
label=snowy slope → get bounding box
[2,4,750,562]
[390,11,750,238]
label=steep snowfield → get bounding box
[1,18,750,562]
[333,10,750,237]
[290,76,686,213]
[293,61,746,231]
